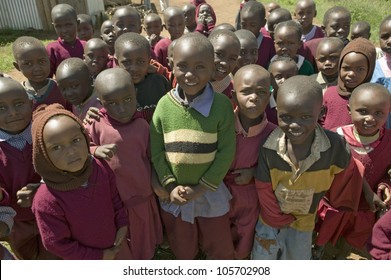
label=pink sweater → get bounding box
[321,86,352,130]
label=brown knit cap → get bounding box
[32,103,92,191]
[337,38,376,95]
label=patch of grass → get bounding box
[261,0,390,45]
[0,29,56,73]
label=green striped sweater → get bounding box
[150,89,236,191]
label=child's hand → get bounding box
[94,144,117,161]
[16,183,40,208]
[83,107,102,125]
[365,190,387,212]
[181,185,207,201]
[103,246,120,260]
[205,16,214,24]
[114,226,128,247]
[197,15,206,24]
[170,185,188,205]
[378,184,391,205]
[232,168,255,185]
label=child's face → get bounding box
[144,18,163,37]
[43,116,89,172]
[349,88,390,136]
[0,86,32,134]
[98,84,137,124]
[240,12,265,37]
[237,38,258,69]
[315,42,341,78]
[84,46,109,77]
[265,3,280,20]
[113,13,141,37]
[234,70,271,120]
[277,92,321,146]
[14,46,50,84]
[173,42,215,98]
[116,44,150,84]
[198,4,213,19]
[165,14,185,40]
[52,13,78,44]
[379,20,391,56]
[294,2,316,31]
[101,22,116,47]
[56,67,92,106]
[274,27,302,59]
[183,8,196,28]
[269,61,298,86]
[323,13,350,41]
[77,21,94,41]
[340,52,368,90]
[212,35,240,81]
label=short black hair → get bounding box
[380,15,391,30]
[274,20,303,42]
[77,14,93,26]
[268,56,298,73]
[56,57,90,78]
[234,29,257,42]
[112,6,141,22]
[323,6,351,26]
[12,36,46,60]
[144,13,162,24]
[51,4,77,21]
[114,32,151,55]
[209,29,240,47]
[241,1,265,19]
[173,32,214,61]
[350,82,391,104]
[278,75,323,105]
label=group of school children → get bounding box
[0,0,390,261]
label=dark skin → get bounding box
[232,66,271,184]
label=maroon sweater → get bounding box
[367,209,391,260]
[0,143,40,221]
[154,38,171,71]
[320,85,352,130]
[46,37,86,77]
[256,35,276,69]
[32,158,128,260]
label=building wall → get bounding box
[0,0,105,31]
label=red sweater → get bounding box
[320,86,352,130]
[0,143,40,221]
[46,37,86,78]
[367,209,391,260]
[256,35,276,69]
[32,158,129,260]
[154,38,171,70]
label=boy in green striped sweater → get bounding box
[150,33,236,259]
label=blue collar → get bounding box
[172,83,215,117]
[0,123,32,150]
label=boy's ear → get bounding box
[347,104,351,115]
[314,10,317,18]
[113,54,118,66]
[13,62,20,71]
[231,89,237,101]
[163,24,167,30]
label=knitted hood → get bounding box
[337,38,376,95]
[32,103,92,191]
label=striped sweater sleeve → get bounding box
[150,101,177,188]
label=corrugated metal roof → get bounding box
[0,0,43,30]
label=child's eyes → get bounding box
[73,138,81,144]
[375,111,384,117]
[124,98,132,103]
[137,60,146,65]
[15,102,25,107]
[301,115,312,120]
[52,145,62,151]
[279,115,291,122]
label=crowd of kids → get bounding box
[0,0,390,261]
